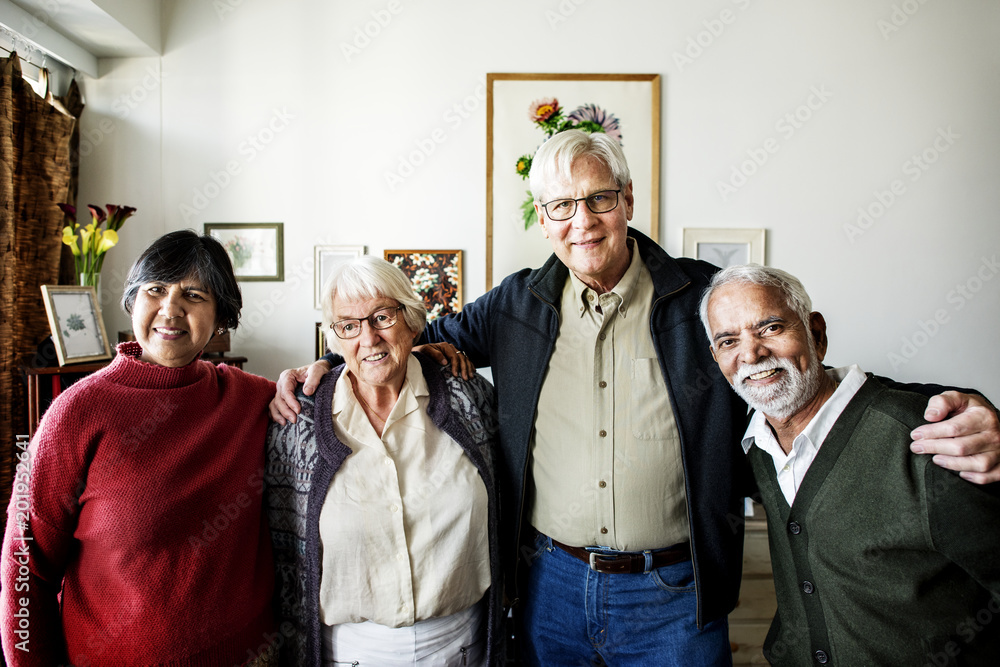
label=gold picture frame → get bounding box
[486,73,661,288]
[315,322,328,360]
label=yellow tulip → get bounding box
[61,226,81,256]
[96,229,119,254]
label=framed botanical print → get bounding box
[487,73,661,288]
[683,228,766,267]
[384,250,463,321]
[40,285,113,365]
[205,222,284,281]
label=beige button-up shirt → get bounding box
[318,356,491,628]
[530,240,689,551]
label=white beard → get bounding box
[730,343,825,421]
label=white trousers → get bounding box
[322,600,486,666]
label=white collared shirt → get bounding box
[741,365,868,506]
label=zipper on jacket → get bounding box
[512,285,561,596]
[649,278,712,629]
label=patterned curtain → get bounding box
[0,53,81,527]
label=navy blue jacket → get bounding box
[423,228,754,627]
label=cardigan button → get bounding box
[814,649,829,663]
[802,580,814,594]
[788,521,801,535]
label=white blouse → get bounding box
[318,355,490,628]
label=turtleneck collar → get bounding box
[102,341,210,390]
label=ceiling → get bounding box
[2,0,159,75]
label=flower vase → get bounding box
[80,272,101,296]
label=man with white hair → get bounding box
[701,264,1000,666]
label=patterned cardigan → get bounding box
[264,353,502,665]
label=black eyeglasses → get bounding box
[540,189,621,222]
[330,305,404,339]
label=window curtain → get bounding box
[0,52,82,526]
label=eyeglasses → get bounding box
[330,305,404,339]
[540,189,621,222]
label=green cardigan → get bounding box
[748,376,1000,666]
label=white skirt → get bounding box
[322,600,486,666]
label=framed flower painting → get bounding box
[384,250,463,322]
[205,222,284,281]
[486,73,661,289]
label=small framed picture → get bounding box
[314,245,366,309]
[315,322,329,360]
[205,222,284,281]
[683,228,766,268]
[384,250,463,321]
[40,285,113,365]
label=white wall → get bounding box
[80,0,1000,401]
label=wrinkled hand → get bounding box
[911,391,1000,484]
[414,342,474,380]
[269,360,332,425]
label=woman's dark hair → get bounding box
[121,230,243,331]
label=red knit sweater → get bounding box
[1,343,277,666]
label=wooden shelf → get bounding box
[20,354,248,437]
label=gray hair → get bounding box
[319,255,427,354]
[698,264,813,347]
[528,129,631,202]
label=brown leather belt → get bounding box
[550,538,691,574]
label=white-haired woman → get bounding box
[265,256,501,666]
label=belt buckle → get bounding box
[588,551,601,571]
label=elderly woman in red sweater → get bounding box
[1,230,277,666]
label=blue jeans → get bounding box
[520,532,732,667]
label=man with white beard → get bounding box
[700,264,1000,666]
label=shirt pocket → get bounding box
[629,357,675,441]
